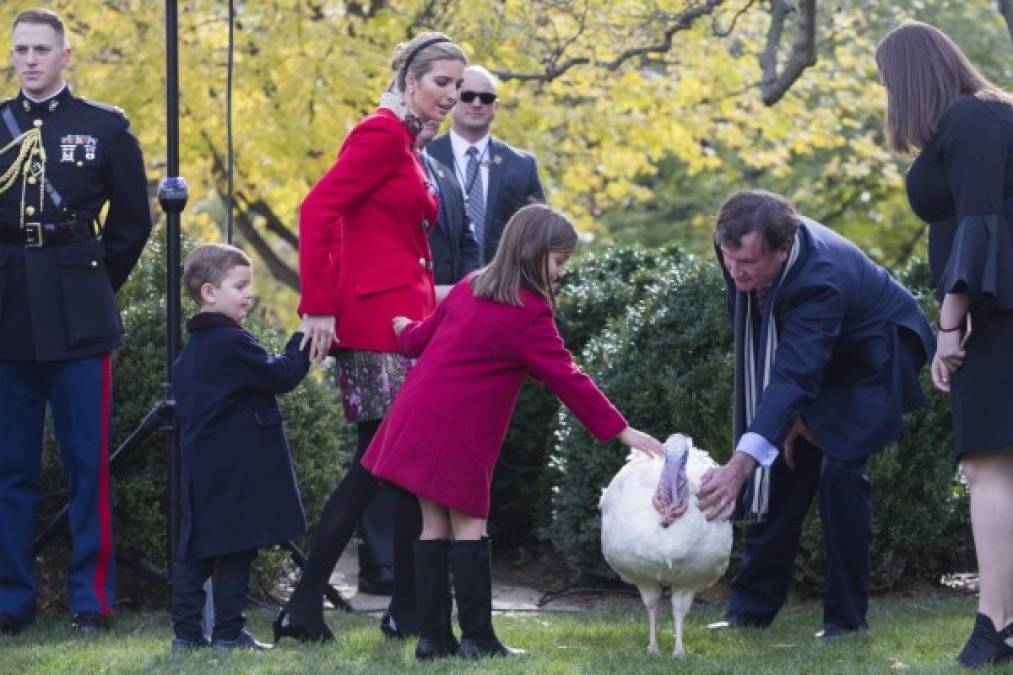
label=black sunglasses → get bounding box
[460,90,497,105]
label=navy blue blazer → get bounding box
[720,219,935,461]
[420,151,481,285]
[172,313,310,560]
[428,133,545,262]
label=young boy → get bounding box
[170,243,310,650]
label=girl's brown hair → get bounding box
[875,20,1011,154]
[471,203,578,308]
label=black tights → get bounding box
[285,420,421,632]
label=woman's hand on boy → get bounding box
[392,316,412,337]
[299,314,337,363]
[619,427,664,458]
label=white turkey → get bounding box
[599,433,733,656]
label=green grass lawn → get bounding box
[3,594,1013,674]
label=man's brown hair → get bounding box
[715,189,799,253]
[875,20,1011,154]
[183,243,251,305]
[12,9,66,42]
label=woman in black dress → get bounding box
[877,21,1013,669]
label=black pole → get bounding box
[158,0,188,579]
[226,0,235,243]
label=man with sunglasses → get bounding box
[427,65,545,263]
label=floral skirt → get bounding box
[335,349,415,423]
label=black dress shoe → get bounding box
[707,613,773,630]
[957,613,1013,668]
[71,612,109,633]
[0,614,27,636]
[358,565,395,596]
[272,609,334,643]
[171,635,211,651]
[212,630,272,651]
[816,621,868,639]
[457,636,526,658]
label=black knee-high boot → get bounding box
[414,539,457,660]
[452,537,519,658]
[380,488,422,638]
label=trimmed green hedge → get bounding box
[35,235,349,610]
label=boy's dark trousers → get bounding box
[172,549,257,642]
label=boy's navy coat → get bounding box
[172,313,310,560]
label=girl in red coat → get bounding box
[276,33,467,644]
[362,204,665,659]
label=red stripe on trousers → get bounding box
[92,353,113,616]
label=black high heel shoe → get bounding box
[272,609,334,644]
[957,613,1013,668]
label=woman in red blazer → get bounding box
[275,33,467,644]
[363,205,664,660]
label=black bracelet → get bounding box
[937,320,961,333]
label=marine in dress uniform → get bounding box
[0,83,151,633]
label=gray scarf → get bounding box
[732,233,801,524]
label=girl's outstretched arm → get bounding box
[522,305,628,443]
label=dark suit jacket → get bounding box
[172,313,310,559]
[428,133,545,262]
[719,219,935,462]
[420,151,481,285]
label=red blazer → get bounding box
[362,279,628,518]
[298,108,438,352]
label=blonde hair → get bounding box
[389,32,467,94]
[875,20,1011,153]
[183,243,251,305]
[471,203,578,308]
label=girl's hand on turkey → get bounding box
[619,427,664,458]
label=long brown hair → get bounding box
[471,203,578,308]
[875,20,1011,153]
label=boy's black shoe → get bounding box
[957,613,1013,669]
[212,630,272,651]
[358,565,395,596]
[71,612,109,633]
[171,636,211,651]
[0,614,27,636]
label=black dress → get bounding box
[906,94,1013,455]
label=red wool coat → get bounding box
[361,279,628,518]
[298,108,438,352]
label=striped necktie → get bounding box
[465,146,486,249]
